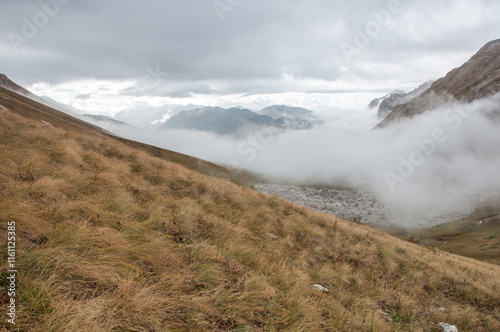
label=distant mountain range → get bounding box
[114,104,205,128]
[162,105,321,137]
[80,114,135,132]
[82,114,130,126]
[37,95,136,131]
[369,81,432,119]
[377,39,500,127]
[1,74,322,137]
[260,105,315,120]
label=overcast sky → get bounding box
[1,0,499,114]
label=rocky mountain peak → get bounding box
[377,39,500,127]
[369,82,432,120]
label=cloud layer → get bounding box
[108,94,500,226]
[2,0,500,100]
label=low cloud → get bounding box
[111,94,500,226]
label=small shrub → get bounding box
[130,163,143,173]
[49,151,67,164]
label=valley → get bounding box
[255,182,500,265]
[1,8,500,327]
[2,74,500,331]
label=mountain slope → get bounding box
[81,114,135,132]
[0,85,254,186]
[163,106,274,136]
[163,105,318,136]
[370,82,432,119]
[378,39,500,127]
[260,105,314,120]
[1,79,500,331]
[0,74,39,99]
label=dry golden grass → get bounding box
[394,216,500,265]
[1,103,500,331]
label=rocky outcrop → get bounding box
[377,90,408,119]
[438,322,458,332]
[377,39,500,127]
[369,82,432,119]
[368,90,405,117]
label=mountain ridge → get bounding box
[370,82,433,119]
[378,39,500,127]
[162,105,319,136]
[0,74,37,97]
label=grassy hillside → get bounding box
[0,86,255,187]
[404,217,500,266]
[377,197,500,266]
[1,94,500,331]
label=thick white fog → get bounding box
[109,94,500,226]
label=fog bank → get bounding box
[111,94,500,226]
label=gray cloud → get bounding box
[1,0,499,96]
